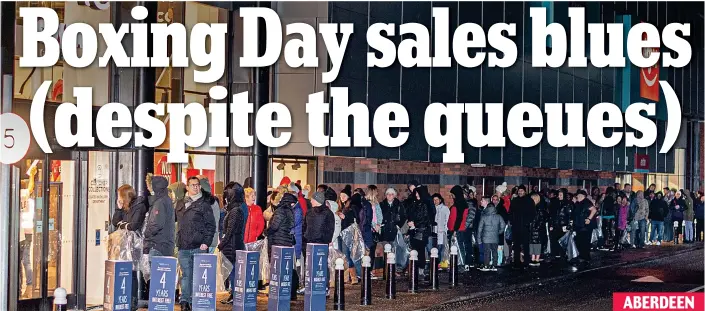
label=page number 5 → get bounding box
[0,113,30,164]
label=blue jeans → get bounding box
[685,221,694,241]
[178,248,207,303]
[635,220,648,247]
[650,221,664,242]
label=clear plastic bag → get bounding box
[451,235,465,266]
[328,246,348,286]
[107,229,144,270]
[246,238,270,283]
[394,231,409,266]
[216,251,234,293]
[544,224,551,255]
[139,254,151,282]
[341,225,365,263]
[559,231,579,261]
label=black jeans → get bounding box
[602,218,615,247]
[549,228,564,258]
[575,230,592,261]
[512,237,530,267]
[410,238,427,271]
[131,271,138,310]
[696,219,704,242]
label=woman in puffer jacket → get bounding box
[529,194,548,266]
[549,190,573,259]
[407,186,431,277]
[477,198,505,270]
[217,184,246,304]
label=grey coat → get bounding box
[477,204,506,245]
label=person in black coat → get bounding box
[217,184,245,304]
[111,184,148,310]
[407,186,431,276]
[548,190,573,259]
[648,192,668,244]
[510,185,535,269]
[572,190,598,264]
[380,188,405,242]
[529,194,548,266]
[304,192,335,244]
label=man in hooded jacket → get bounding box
[267,192,300,299]
[143,176,175,258]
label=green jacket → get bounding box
[684,190,695,221]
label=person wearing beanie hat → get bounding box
[304,192,335,245]
[509,184,534,269]
[340,185,352,199]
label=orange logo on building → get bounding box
[640,25,659,101]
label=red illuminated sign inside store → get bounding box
[639,23,660,102]
[635,154,649,171]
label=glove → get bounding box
[119,222,128,230]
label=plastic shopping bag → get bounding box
[504,224,513,242]
[394,231,410,266]
[328,245,348,286]
[451,235,465,267]
[559,231,579,261]
[619,230,630,246]
[246,238,270,282]
[544,224,551,255]
[216,251,234,293]
[139,254,151,282]
[341,225,365,263]
[497,245,504,266]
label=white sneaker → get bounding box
[464,265,470,271]
[645,241,652,246]
[656,241,661,246]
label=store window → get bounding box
[271,158,317,190]
[154,152,227,199]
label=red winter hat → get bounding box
[280,176,291,186]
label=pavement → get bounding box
[140,242,703,311]
[436,244,704,311]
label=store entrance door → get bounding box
[14,151,85,311]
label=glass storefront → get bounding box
[7,2,253,310]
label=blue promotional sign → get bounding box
[233,250,260,311]
[304,244,329,311]
[103,260,132,311]
[191,254,217,311]
[268,246,295,311]
[148,256,177,311]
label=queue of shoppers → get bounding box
[110,174,703,310]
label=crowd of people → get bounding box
[111,173,705,311]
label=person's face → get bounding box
[649,185,655,190]
[433,197,441,206]
[650,193,655,199]
[247,192,256,204]
[386,192,395,201]
[469,192,475,200]
[116,197,125,209]
[577,194,585,201]
[622,197,628,205]
[558,192,564,200]
[340,193,349,203]
[409,185,416,193]
[187,180,201,196]
[624,185,631,192]
[675,191,681,199]
[518,189,526,197]
[491,196,499,205]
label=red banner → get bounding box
[639,24,660,101]
[613,293,704,311]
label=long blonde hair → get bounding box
[365,185,378,204]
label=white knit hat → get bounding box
[496,182,508,194]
